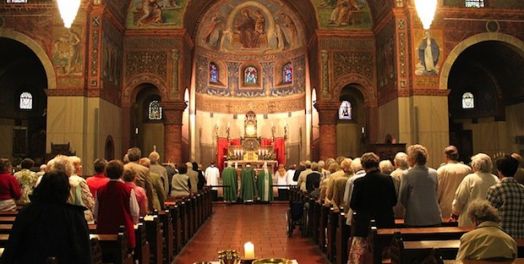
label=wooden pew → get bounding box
[144,215,164,264]
[318,204,330,251]
[391,237,524,263]
[89,234,105,264]
[336,212,350,264]
[0,217,16,224]
[371,225,473,264]
[445,259,524,264]
[157,210,174,264]
[96,233,134,264]
[88,223,150,264]
[327,207,339,262]
[165,201,182,254]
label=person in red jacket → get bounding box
[0,158,21,211]
[94,160,139,248]
[86,159,109,198]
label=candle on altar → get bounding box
[244,242,255,259]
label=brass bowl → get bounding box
[252,258,292,264]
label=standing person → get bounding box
[306,162,322,194]
[349,152,397,263]
[222,162,238,203]
[452,153,499,227]
[149,150,169,196]
[390,152,409,219]
[1,170,91,264]
[14,158,37,205]
[286,164,297,186]
[329,158,353,211]
[510,153,524,185]
[297,161,312,192]
[94,160,139,249]
[69,156,95,223]
[456,200,517,260]
[275,164,288,200]
[205,161,220,199]
[86,159,109,198]
[292,162,305,182]
[399,144,441,226]
[170,163,191,199]
[124,147,155,214]
[123,168,148,217]
[240,163,257,203]
[0,159,21,211]
[139,158,165,211]
[186,162,199,194]
[164,162,177,194]
[193,162,206,191]
[437,146,471,219]
[487,155,524,238]
[257,162,273,202]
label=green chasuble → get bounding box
[240,167,257,202]
[222,167,238,202]
[257,170,273,202]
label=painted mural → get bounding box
[52,29,82,75]
[196,0,304,54]
[313,0,372,29]
[414,30,441,76]
[126,0,188,28]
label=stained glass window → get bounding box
[6,0,27,3]
[148,100,162,120]
[244,66,258,85]
[339,101,352,120]
[465,0,484,7]
[209,62,219,83]
[19,92,32,110]
[283,63,293,84]
[462,92,474,109]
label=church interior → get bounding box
[1,0,524,263]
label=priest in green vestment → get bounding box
[257,162,273,202]
[240,164,257,202]
[222,162,238,203]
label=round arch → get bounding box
[122,73,168,107]
[439,32,524,90]
[0,28,57,89]
[331,73,376,107]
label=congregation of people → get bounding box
[0,143,523,262]
[288,144,524,262]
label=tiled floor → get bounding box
[174,203,329,264]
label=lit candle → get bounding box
[244,242,255,259]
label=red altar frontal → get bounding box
[215,111,286,171]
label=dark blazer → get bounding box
[350,169,397,236]
[306,171,321,193]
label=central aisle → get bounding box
[174,203,329,263]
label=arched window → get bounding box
[19,92,32,110]
[148,100,162,120]
[282,63,293,84]
[244,66,258,85]
[462,92,474,109]
[209,62,219,83]
[465,0,484,7]
[338,101,352,120]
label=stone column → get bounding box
[316,101,339,160]
[162,100,186,165]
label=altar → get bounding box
[216,111,286,172]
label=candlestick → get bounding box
[244,242,255,259]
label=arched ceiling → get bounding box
[183,0,319,41]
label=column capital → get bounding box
[161,100,186,125]
[315,101,339,125]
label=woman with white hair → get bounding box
[69,156,95,223]
[456,199,516,260]
[451,153,499,227]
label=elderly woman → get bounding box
[456,199,517,260]
[0,159,21,211]
[379,160,395,175]
[171,163,191,199]
[452,153,499,227]
[69,156,95,223]
[399,144,441,226]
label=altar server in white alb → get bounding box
[205,161,220,190]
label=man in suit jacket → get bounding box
[124,147,155,213]
[186,162,199,194]
[350,152,396,231]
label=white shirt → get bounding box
[205,166,220,189]
[286,169,297,185]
